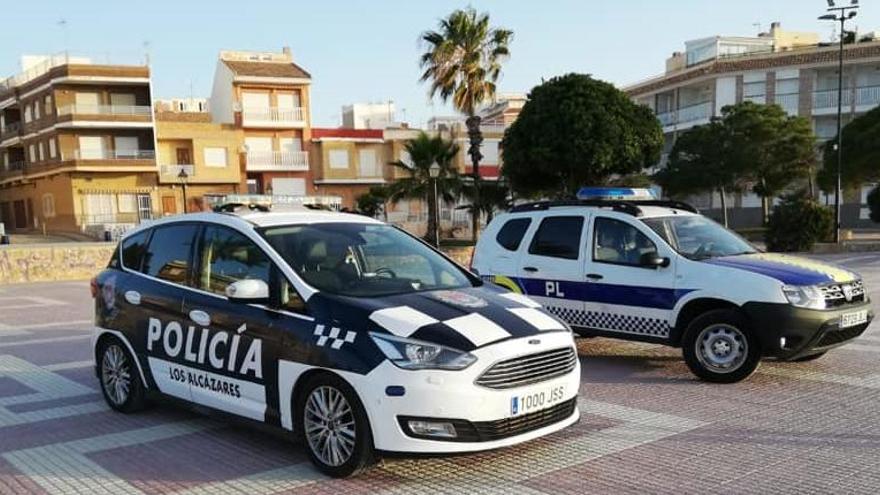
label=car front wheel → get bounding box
[297,373,374,477]
[682,309,761,383]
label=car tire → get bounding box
[296,373,374,477]
[682,309,761,383]
[98,336,146,413]
[791,351,827,362]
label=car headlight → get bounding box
[782,285,825,310]
[369,332,477,370]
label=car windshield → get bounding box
[641,215,757,260]
[260,222,475,297]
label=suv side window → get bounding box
[198,225,271,295]
[120,230,150,271]
[496,218,531,251]
[141,224,199,285]
[528,216,584,260]
[593,217,658,266]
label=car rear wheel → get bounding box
[297,373,374,477]
[98,337,146,413]
[682,309,761,383]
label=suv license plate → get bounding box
[840,310,868,328]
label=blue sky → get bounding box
[3,0,877,127]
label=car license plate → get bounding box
[510,383,565,417]
[840,310,868,328]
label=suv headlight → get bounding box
[782,285,825,310]
[369,332,477,370]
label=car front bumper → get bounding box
[742,300,874,360]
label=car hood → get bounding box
[702,253,859,286]
[312,286,568,352]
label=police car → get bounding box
[91,201,580,477]
[472,188,873,383]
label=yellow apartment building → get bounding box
[311,127,388,208]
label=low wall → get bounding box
[0,243,478,285]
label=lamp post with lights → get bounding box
[429,162,441,248]
[178,167,189,214]
[819,0,859,243]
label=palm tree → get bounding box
[386,132,462,245]
[460,180,512,225]
[420,8,512,242]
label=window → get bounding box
[198,226,270,295]
[38,142,44,161]
[75,92,100,112]
[496,218,531,251]
[329,149,350,169]
[28,144,36,163]
[271,177,305,196]
[41,194,55,218]
[743,81,765,99]
[117,194,137,214]
[24,104,32,123]
[276,92,300,109]
[358,149,379,177]
[33,102,41,120]
[79,136,106,159]
[593,218,657,266]
[48,139,56,158]
[481,140,500,164]
[141,224,198,285]
[203,147,228,167]
[120,230,150,270]
[114,136,139,158]
[110,93,136,107]
[44,95,52,116]
[528,216,584,260]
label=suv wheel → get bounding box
[682,309,761,383]
[297,373,374,477]
[98,337,146,412]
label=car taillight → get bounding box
[90,277,98,298]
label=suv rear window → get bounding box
[496,218,531,251]
[141,224,199,285]
[528,216,584,260]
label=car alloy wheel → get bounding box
[102,344,132,406]
[695,324,748,374]
[304,385,357,467]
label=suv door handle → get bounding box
[586,273,604,281]
[522,266,539,273]
[189,310,211,327]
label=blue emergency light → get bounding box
[576,187,657,201]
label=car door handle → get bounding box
[123,290,141,305]
[522,266,539,272]
[586,273,604,281]
[189,309,211,327]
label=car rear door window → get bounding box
[141,224,199,285]
[120,230,150,271]
[198,225,271,295]
[528,216,584,260]
[496,218,531,251]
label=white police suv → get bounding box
[472,188,873,383]
[91,202,579,477]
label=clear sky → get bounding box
[3,0,878,127]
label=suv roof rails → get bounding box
[508,199,698,216]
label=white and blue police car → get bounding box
[472,187,873,383]
[91,201,580,477]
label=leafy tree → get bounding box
[356,186,390,220]
[765,190,833,252]
[654,121,739,226]
[420,7,513,241]
[501,74,663,198]
[385,132,462,244]
[817,105,880,193]
[460,180,511,225]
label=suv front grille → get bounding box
[475,347,577,390]
[820,280,865,308]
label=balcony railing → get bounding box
[160,164,195,177]
[856,85,880,107]
[67,149,156,160]
[813,88,853,110]
[656,101,712,128]
[57,104,152,117]
[245,150,309,171]
[774,93,800,114]
[240,106,305,126]
[743,94,766,104]
[0,122,22,140]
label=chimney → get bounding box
[282,46,292,60]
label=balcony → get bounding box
[160,164,195,177]
[239,105,305,128]
[67,149,156,161]
[0,161,25,181]
[656,101,712,129]
[856,85,880,108]
[813,89,853,111]
[0,122,22,143]
[774,93,800,115]
[58,103,152,117]
[245,150,309,171]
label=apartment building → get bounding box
[311,128,387,208]
[624,22,880,227]
[209,48,312,197]
[0,53,157,236]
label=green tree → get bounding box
[765,190,833,252]
[420,7,513,241]
[817,105,880,193]
[501,74,663,198]
[654,121,739,226]
[386,132,462,244]
[460,181,511,225]
[355,186,390,220]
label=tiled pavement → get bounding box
[1,252,880,494]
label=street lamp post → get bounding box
[428,162,441,248]
[177,167,189,214]
[819,0,859,244]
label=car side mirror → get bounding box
[640,252,670,269]
[225,279,270,304]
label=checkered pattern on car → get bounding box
[544,305,670,338]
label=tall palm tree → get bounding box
[386,132,462,245]
[420,8,512,242]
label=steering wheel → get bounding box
[373,267,398,279]
[693,241,715,258]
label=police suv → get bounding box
[472,188,873,383]
[91,202,580,477]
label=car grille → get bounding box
[817,325,867,347]
[475,347,577,390]
[820,280,866,308]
